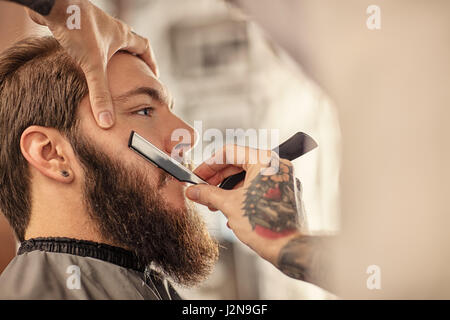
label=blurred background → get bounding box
[1,0,449,299]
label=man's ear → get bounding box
[20,126,75,183]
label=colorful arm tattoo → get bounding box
[242,159,305,239]
[243,158,333,291]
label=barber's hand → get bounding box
[26,0,158,128]
[185,145,306,266]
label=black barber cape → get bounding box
[0,238,182,300]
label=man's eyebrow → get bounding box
[113,86,169,106]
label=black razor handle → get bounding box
[218,132,318,190]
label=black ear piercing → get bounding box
[61,171,70,178]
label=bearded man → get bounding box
[0,36,219,299]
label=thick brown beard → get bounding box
[69,134,219,287]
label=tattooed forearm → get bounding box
[243,159,304,239]
[277,235,333,291]
[241,156,332,290]
[3,0,55,15]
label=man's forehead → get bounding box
[108,52,171,107]
[112,85,172,109]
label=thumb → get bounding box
[185,184,229,212]
[84,68,115,129]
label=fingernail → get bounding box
[186,187,200,201]
[99,111,113,128]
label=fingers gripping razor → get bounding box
[128,131,318,189]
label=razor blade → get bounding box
[128,131,207,185]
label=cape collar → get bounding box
[19,237,146,272]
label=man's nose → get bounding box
[163,116,196,161]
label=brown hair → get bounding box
[0,36,88,241]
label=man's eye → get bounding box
[136,107,154,117]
